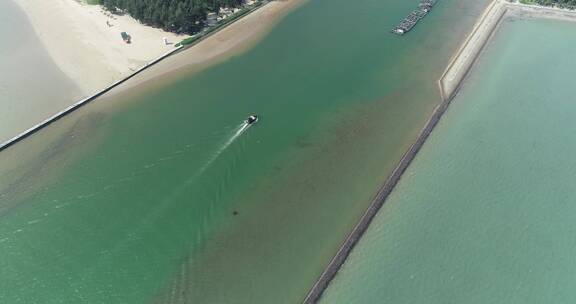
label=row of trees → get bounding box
[520,0,576,9]
[95,0,247,34]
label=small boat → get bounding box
[246,115,258,125]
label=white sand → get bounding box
[14,0,186,95]
[15,0,305,99]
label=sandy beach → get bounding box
[14,0,186,95]
[14,0,304,97]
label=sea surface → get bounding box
[0,0,488,303]
[321,17,576,303]
[0,0,80,143]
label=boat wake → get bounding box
[150,122,248,207]
[196,121,250,176]
[109,121,253,243]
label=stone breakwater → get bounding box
[302,82,456,304]
[302,2,504,302]
[303,1,507,302]
[304,1,576,303]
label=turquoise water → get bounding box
[321,17,576,303]
[0,0,488,303]
[0,0,80,143]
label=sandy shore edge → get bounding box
[14,0,305,98]
[112,0,307,95]
[13,0,186,95]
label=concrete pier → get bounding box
[437,0,576,102]
[438,0,506,101]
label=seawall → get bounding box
[439,0,506,101]
[0,45,183,152]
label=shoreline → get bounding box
[0,46,183,152]
[0,0,305,152]
[13,0,186,95]
[111,0,306,95]
[305,1,576,303]
[14,0,306,97]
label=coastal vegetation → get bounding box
[519,0,576,9]
[89,0,250,34]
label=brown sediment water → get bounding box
[303,85,455,304]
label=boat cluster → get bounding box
[392,0,437,35]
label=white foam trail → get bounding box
[27,219,41,225]
[195,122,250,177]
[158,122,251,204]
[108,123,252,253]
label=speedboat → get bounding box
[246,115,258,125]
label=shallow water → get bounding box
[0,0,80,143]
[321,17,576,303]
[0,0,488,303]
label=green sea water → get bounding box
[321,17,576,303]
[0,0,488,303]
